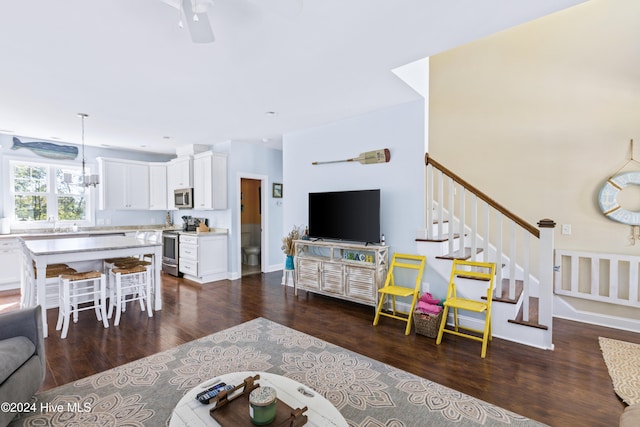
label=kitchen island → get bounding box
[20,235,162,337]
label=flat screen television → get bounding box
[308,189,380,243]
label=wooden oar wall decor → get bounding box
[312,148,391,166]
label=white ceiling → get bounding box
[0,0,586,154]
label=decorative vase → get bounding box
[285,255,294,270]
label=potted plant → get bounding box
[281,225,302,270]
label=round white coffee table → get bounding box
[170,371,347,427]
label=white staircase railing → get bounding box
[555,249,640,308]
[424,154,556,337]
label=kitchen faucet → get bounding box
[48,216,57,232]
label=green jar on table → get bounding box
[249,386,277,425]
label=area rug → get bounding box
[599,336,640,405]
[11,318,544,426]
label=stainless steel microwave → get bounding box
[174,188,193,209]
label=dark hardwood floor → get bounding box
[1,271,637,427]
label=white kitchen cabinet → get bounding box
[179,232,228,283]
[98,158,149,210]
[168,157,192,189]
[167,157,193,210]
[149,164,167,210]
[0,238,21,291]
[193,151,227,210]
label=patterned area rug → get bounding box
[11,318,544,426]
[599,336,640,405]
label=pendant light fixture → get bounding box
[78,113,99,187]
[64,113,99,188]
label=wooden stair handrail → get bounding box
[425,153,540,238]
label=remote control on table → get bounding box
[196,383,234,404]
[195,382,226,400]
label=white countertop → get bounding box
[22,235,161,256]
[5,230,127,241]
[178,228,228,236]
[2,226,228,241]
[0,226,166,241]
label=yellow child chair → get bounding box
[436,259,497,358]
[373,253,426,335]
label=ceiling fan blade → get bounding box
[181,0,215,43]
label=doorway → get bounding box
[240,177,263,276]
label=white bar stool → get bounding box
[20,240,76,308]
[35,264,77,308]
[56,271,108,339]
[108,264,153,326]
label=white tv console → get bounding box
[294,239,389,306]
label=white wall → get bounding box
[0,133,173,226]
[429,0,640,256]
[428,0,640,321]
[224,141,283,276]
[283,100,425,255]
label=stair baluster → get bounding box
[423,153,556,350]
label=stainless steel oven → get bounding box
[162,231,182,277]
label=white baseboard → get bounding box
[265,263,283,273]
[554,295,640,333]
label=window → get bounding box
[8,159,94,228]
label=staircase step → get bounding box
[507,296,548,330]
[416,233,460,243]
[487,278,523,304]
[435,247,482,261]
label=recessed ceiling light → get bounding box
[101,144,111,147]
[262,138,271,143]
[265,111,277,116]
[162,136,171,139]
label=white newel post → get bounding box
[538,218,556,350]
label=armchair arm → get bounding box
[0,306,46,383]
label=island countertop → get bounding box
[21,234,163,338]
[1,226,170,241]
[21,235,161,256]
